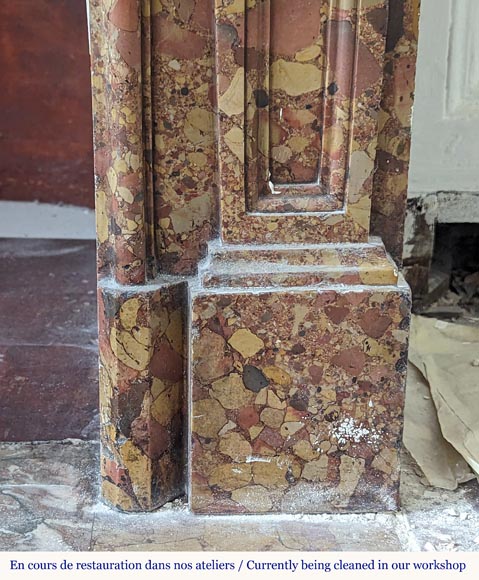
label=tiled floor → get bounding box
[0,440,478,552]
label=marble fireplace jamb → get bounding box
[188,0,415,515]
[87,0,421,514]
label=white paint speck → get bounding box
[245,456,272,464]
[332,417,381,447]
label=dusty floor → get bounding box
[0,440,478,552]
[0,238,98,442]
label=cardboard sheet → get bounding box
[406,315,479,485]
[404,362,474,489]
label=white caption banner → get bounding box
[1,552,476,579]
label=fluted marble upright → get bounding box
[90,0,186,511]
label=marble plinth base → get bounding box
[98,279,187,511]
[189,240,410,514]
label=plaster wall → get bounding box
[409,0,479,198]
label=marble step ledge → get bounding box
[197,237,399,289]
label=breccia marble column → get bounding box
[89,0,420,513]
[90,0,186,511]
